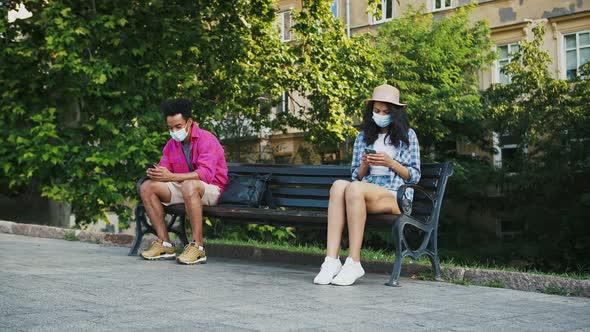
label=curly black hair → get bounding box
[361,101,409,148]
[160,98,192,120]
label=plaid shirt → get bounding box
[351,129,421,200]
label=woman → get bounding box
[313,84,421,286]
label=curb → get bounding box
[1,220,588,297]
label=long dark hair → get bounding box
[361,101,410,148]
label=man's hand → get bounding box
[366,152,395,168]
[147,166,176,182]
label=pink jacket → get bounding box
[158,124,228,193]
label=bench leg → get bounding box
[169,214,189,247]
[428,233,442,281]
[427,253,442,282]
[178,216,189,246]
[129,205,145,256]
[386,222,404,287]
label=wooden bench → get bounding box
[130,162,453,286]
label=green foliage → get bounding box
[482,24,590,273]
[415,272,436,281]
[538,286,579,297]
[64,230,77,241]
[450,278,472,286]
[482,280,504,288]
[485,25,590,271]
[271,0,380,147]
[375,3,495,149]
[204,218,296,244]
[0,0,378,226]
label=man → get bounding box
[139,98,228,264]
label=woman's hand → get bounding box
[366,152,395,168]
[361,153,370,166]
[147,166,176,182]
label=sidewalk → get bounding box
[1,233,589,331]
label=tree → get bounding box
[0,0,379,226]
[483,24,590,272]
[374,4,495,151]
[271,0,380,148]
[0,0,282,225]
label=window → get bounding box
[331,0,338,18]
[372,0,394,24]
[494,133,523,171]
[433,0,452,11]
[277,10,293,42]
[564,30,590,80]
[277,91,289,114]
[496,43,520,85]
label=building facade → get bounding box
[271,0,590,167]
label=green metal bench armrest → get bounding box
[396,183,435,216]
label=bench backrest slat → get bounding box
[274,187,330,198]
[230,165,351,177]
[274,197,330,209]
[270,175,343,185]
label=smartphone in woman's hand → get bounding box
[364,148,377,154]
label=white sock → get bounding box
[162,241,173,248]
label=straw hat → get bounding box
[365,84,406,107]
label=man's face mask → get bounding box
[170,121,190,142]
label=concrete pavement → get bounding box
[1,233,589,331]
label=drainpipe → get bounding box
[346,0,351,38]
[342,0,351,163]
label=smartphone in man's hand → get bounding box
[146,163,158,170]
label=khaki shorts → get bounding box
[162,181,221,207]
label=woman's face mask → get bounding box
[372,112,392,128]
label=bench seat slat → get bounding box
[202,206,400,226]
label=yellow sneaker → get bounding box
[140,239,176,260]
[176,242,207,265]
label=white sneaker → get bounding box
[331,257,365,286]
[313,256,342,285]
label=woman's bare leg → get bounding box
[326,180,350,258]
[344,182,400,261]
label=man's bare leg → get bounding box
[139,180,172,242]
[180,180,206,246]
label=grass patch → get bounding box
[204,238,590,281]
[482,280,505,288]
[440,250,590,281]
[414,272,435,281]
[64,230,77,241]
[450,279,472,286]
[207,238,430,265]
[539,286,570,296]
[539,286,583,297]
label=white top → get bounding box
[370,133,397,176]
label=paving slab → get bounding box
[0,233,589,331]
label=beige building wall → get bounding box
[273,0,590,164]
